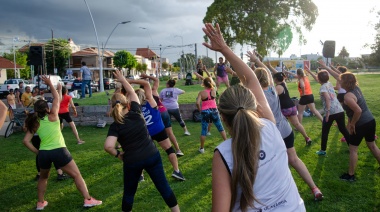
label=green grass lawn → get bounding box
[1,74,380,211]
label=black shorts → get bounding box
[151,129,169,143]
[337,93,345,103]
[283,131,295,149]
[31,135,41,149]
[299,94,314,105]
[349,119,376,146]
[38,147,72,169]
[59,112,73,123]
[197,70,204,76]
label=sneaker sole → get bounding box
[83,203,102,207]
[176,153,184,157]
[36,202,48,210]
[171,174,185,181]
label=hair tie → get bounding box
[116,100,120,104]
[237,107,244,111]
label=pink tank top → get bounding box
[201,89,217,110]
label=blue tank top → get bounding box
[216,63,227,77]
[141,101,165,136]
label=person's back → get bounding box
[217,119,304,211]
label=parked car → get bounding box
[72,79,99,94]
[33,75,64,92]
[65,79,75,91]
[100,78,116,90]
[62,76,76,85]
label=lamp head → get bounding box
[120,21,131,24]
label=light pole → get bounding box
[139,27,155,76]
[174,35,184,76]
[13,37,19,78]
[159,45,174,77]
[102,21,130,80]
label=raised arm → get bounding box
[225,67,237,77]
[246,51,274,86]
[127,79,156,108]
[0,101,7,129]
[202,23,274,123]
[318,60,340,81]
[41,76,59,120]
[304,68,318,82]
[113,70,139,104]
[140,73,160,96]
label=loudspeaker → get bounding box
[322,41,335,58]
[29,46,44,66]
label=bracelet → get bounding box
[115,150,120,158]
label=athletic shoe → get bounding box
[35,174,40,181]
[340,137,346,142]
[36,201,48,210]
[57,173,69,181]
[138,175,144,182]
[184,131,191,136]
[311,187,324,201]
[316,150,326,156]
[199,148,205,154]
[172,170,185,181]
[176,150,184,157]
[340,173,356,182]
[83,197,102,207]
[305,137,312,145]
[206,132,211,136]
[77,140,85,145]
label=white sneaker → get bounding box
[206,132,211,136]
[176,150,184,156]
[184,131,191,136]
[199,148,205,154]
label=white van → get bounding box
[33,75,64,91]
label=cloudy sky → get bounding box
[0,0,379,64]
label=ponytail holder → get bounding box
[237,107,244,111]
[116,100,120,104]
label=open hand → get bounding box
[246,50,259,63]
[202,23,228,52]
[41,75,52,86]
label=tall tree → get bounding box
[338,46,349,59]
[162,62,169,70]
[272,26,293,58]
[200,55,214,69]
[3,51,30,79]
[44,38,71,76]
[368,11,380,66]
[203,0,318,56]
[113,50,137,75]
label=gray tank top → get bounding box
[343,86,374,127]
[263,86,292,138]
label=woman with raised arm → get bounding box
[196,76,227,153]
[196,58,207,84]
[104,70,180,212]
[140,73,184,156]
[248,51,323,201]
[160,79,191,135]
[305,69,350,155]
[337,72,380,181]
[128,78,185,181]
[23,76,101,210]
[203,23,305,212]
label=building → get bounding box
[0,56,24,83]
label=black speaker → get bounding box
[29,46,44,66]
[322,41,335,58]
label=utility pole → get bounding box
[195,43,197,61]
[52,29,56,74]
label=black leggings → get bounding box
[321,112,350,151]
[31,135,59,172]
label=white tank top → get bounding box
[216,118,305,212]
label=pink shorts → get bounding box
[217,75,229,84]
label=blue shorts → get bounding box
[281,106,298,117]
[201,108,224,136]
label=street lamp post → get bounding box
[84,0,130,92]
[174,35,184,76]
[101,21,131,83]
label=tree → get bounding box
[177,53,196,72]
[135,63,143,73]
[113,50,137,75]
[200,55,214,69]
[203,0,318,56]
[44,39,71,76]
[368,11,380,66]
[338,46,349,59]
[2,51,30,79]
[162,62,169,70]
[272,26,293,58]
[142,63,148,73]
